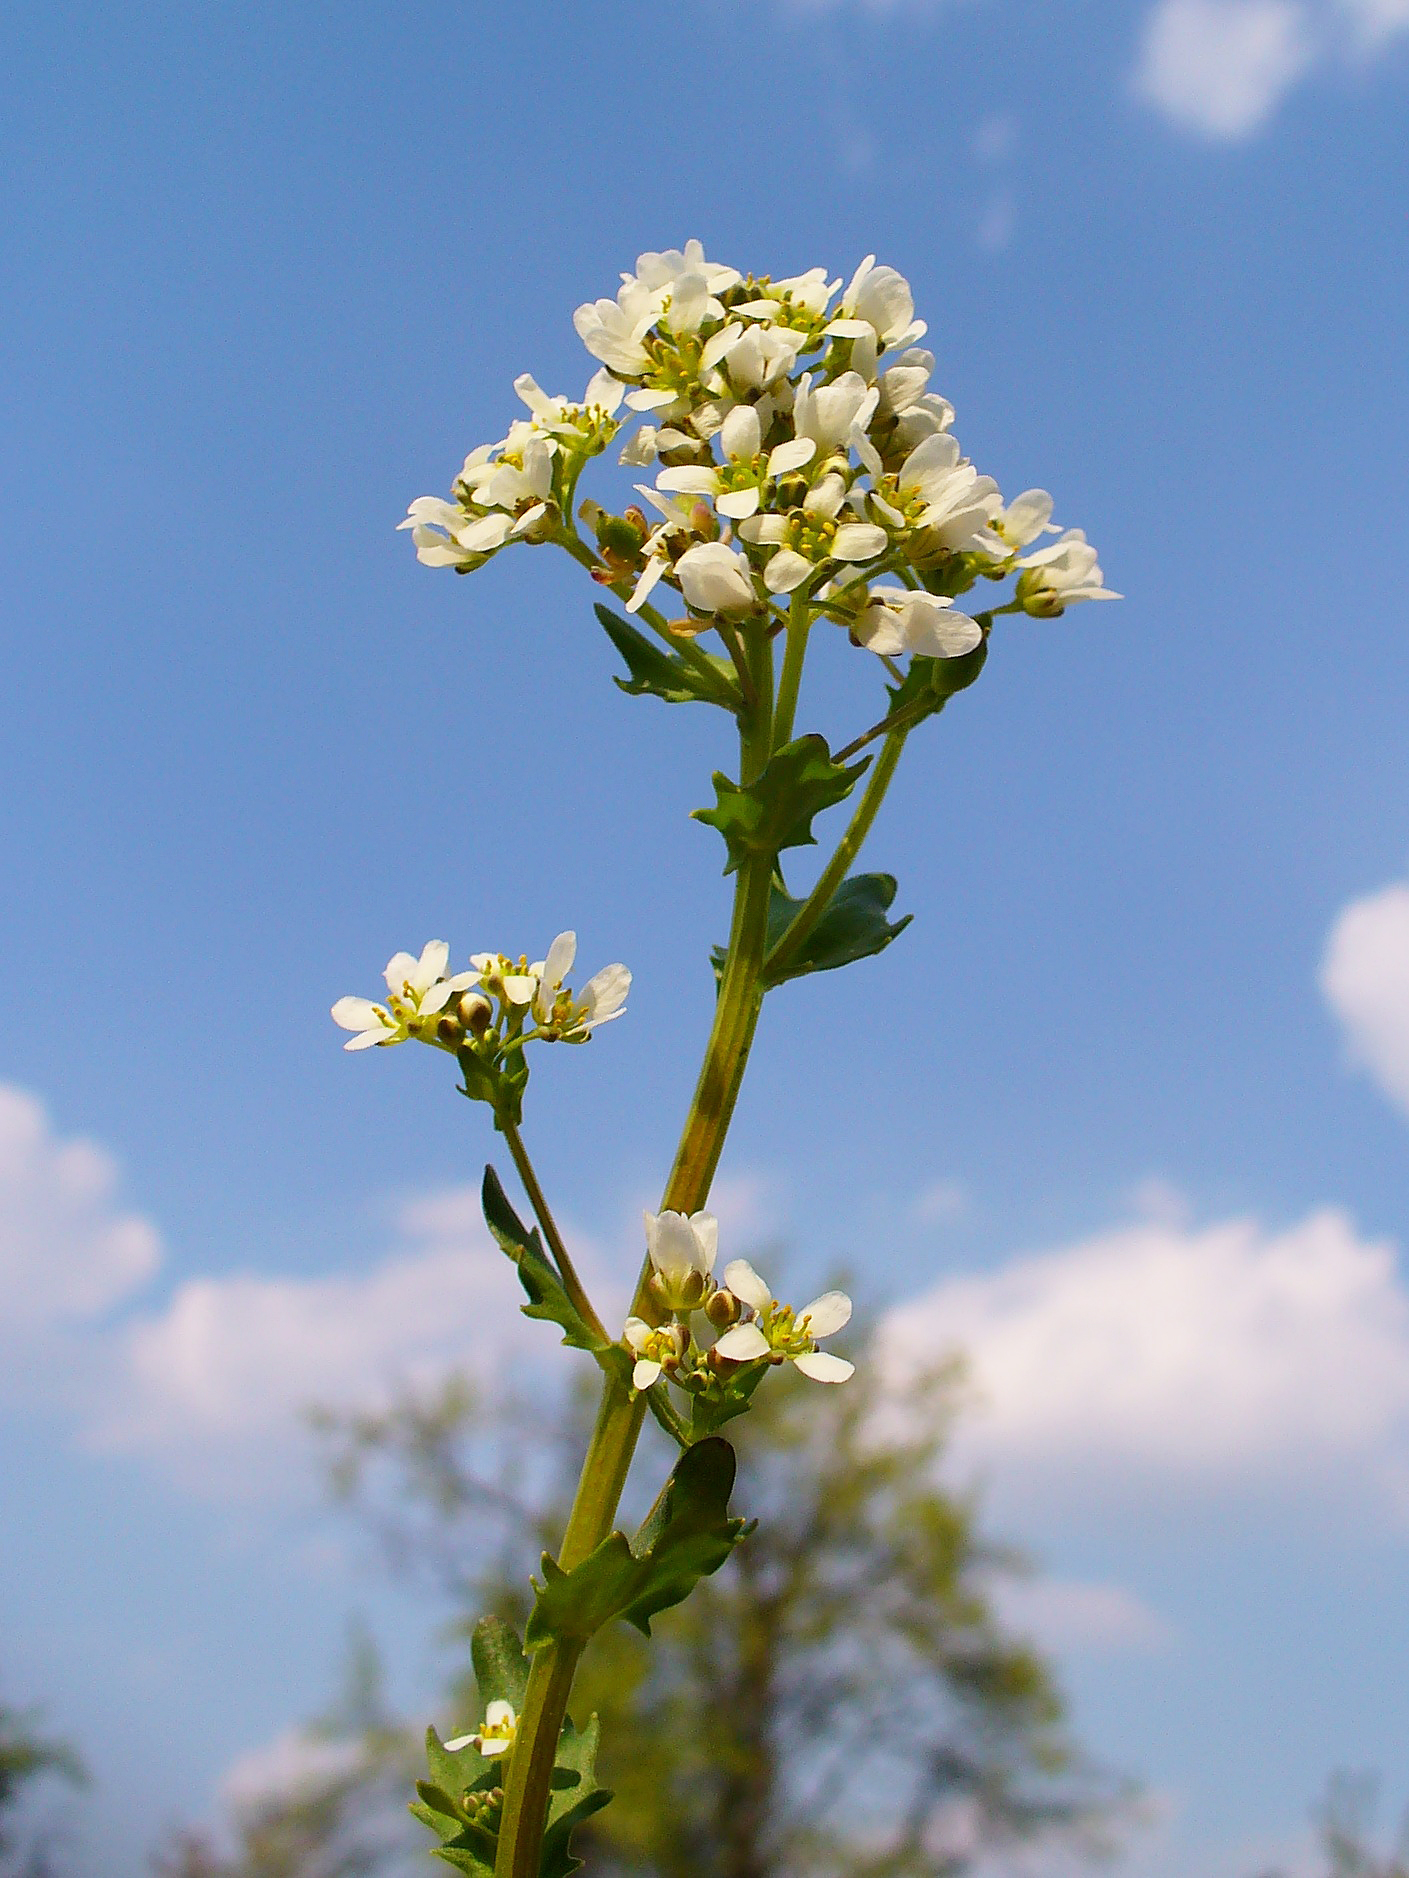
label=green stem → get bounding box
[772,593,810,748]
[501,1120,608,1346]
[764,729,908,983]
[492,624,778,1878]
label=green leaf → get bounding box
[481,1166,602,1354]
[541,1713,613,1878]
[525,1437,749,1649]
[470,1615,530,1716]
[693,735,869,876]
[711,872,912,988]
[885,639,989,729]
[595,604,737,711]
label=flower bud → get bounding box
[689,501,721,541]
[436,1013,465,1046]
[597,514,646,559]
[705,1288,741,1330]
[623,505,649,536]
[649,1266,713,1311]
[459,992,493,1037]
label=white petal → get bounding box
[763,549,813,595]
[623,1317,652,1354]
[479,1739,511,1758]
[720,401,761,463]
[442,1735,475,1753]
[689,1211,718,1273]
[767,437,815,477]
[831,522,888,561]
[713,1323,771,1362]
[800,1291,852,1338]
[331,996,384,1033]
[542,930,577,988]
[501,973,538,1005]
[419,979,456,1015]
[485,1702,515,1728]
[700,322,745,372]
[717,487,761,520]
[793,1351,855,1384]
[344,1027,392,1051]
[722,1260,773,1312]
[656,466,719,495]
[627,387,680,411]
[633,1357,663,1390]
[737,513,787,545]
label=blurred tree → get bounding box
[151,1632,421,1878]
[0,1688,84,1878]
[318,1342,1123,1878]
[1253,1774,1409,1878]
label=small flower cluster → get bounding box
[402,241,1117,665]
[622,1207,855,1399]
[331,933,629,1054]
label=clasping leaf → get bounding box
[525,1436,750,1650]
[694,735,870,876]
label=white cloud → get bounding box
[1321,879,1409,1117]
[0,1083,160,1342]
[993,1577,1174,1654]
[90,1185,594,1492]
[912,1178,969,1225]
[1134,0,1316,137]
[1134,0,1409,138]
[880,1207,1409,1497]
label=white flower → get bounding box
[619,425,660,467]
[674,541,758,616]
[512,368,623,439]
[644,1208,718,1310]
[993,488,1059,551]
[331,941,475,1051]
[825,255,927,352]
[573,276,666,376]
[623,487,713,613]
[656,403,815,521]
[622,1317,687,1391]
[712,1261,855,1383]
[444,1700,517,1758]
[529,930,631,1036]
[630,240,740,298]
[739,472,889,595]
[853,588,983,660]
[1017,528,1121,611]
[710,322,806,397]
[870,432,1002,555]
[733,266,839,321]
[793,371,878,456]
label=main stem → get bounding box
[492,626,776,1878]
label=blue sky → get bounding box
[2,2,1409,1873]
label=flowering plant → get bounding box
[339,241,1117,1878]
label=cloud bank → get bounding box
[880,1208,1409,1501]
[0,1083,160,1352]
[1133,0,1409,139]
[1322,878,1409,1117]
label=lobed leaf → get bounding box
[711,872,913,988]
[693,735,869,876]
[525,1437,749,1649]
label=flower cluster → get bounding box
[401,241,1117,668]
[621,1207,854,1398]
[332,933,629,1054]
